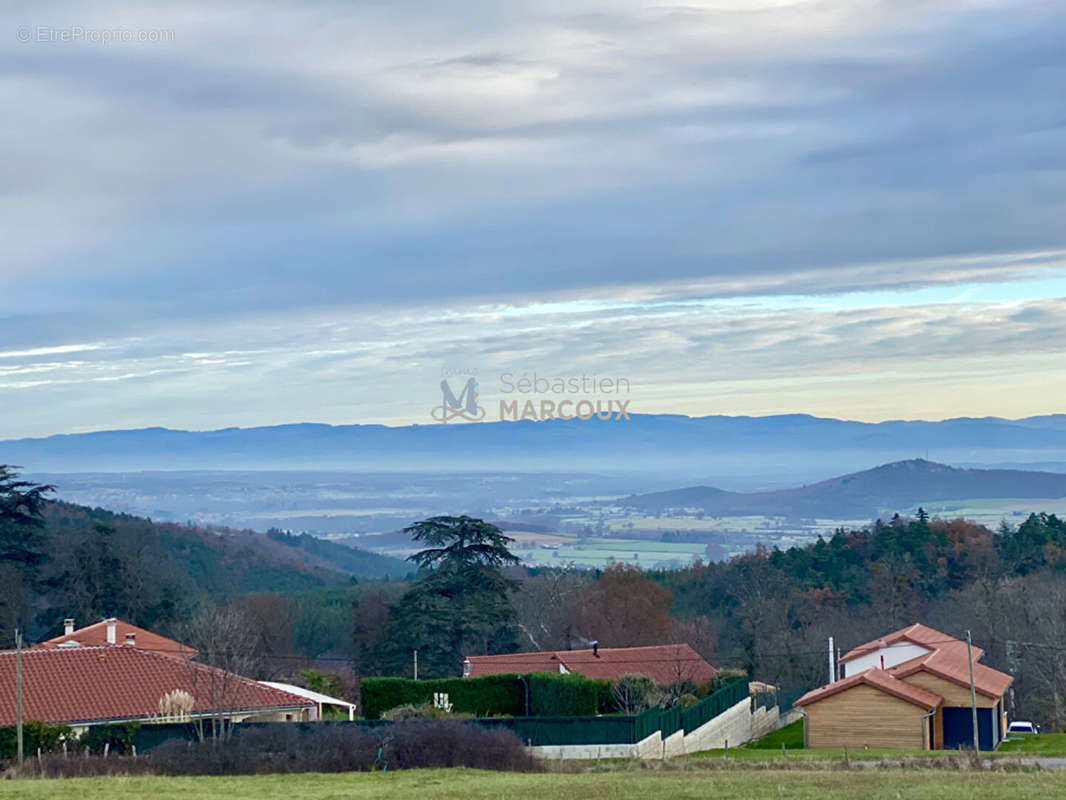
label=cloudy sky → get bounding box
[2,0,1065,438]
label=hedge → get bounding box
[528,672,612,716]
[361,672,615,720]
[361,675,525,720]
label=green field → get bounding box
[518,536,708,568]
[2,769,1064,800]
[916,497,1066,528]
[998,733,1066,754]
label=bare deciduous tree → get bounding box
[512,569,591,651]
[178,606,266,740]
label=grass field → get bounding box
[518,535,708,568]
[998,733,1066,754]
[742,719,804,750]
[2,769,1064,800]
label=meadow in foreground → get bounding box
[1,767,1063,800]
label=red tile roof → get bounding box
[465,652,562,676]
[801,623,1013,713]
[0,646,311,726]
[888,640,1012,699]
[839,623,975,664]
[36,619,197,660]
[466,644,716,685]
[795,668,942,711]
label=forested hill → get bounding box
[32,501,410,633]
[622,459,1066,517]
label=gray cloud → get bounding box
[1,1,1065,433]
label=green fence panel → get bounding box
[659,705,683,739]
[682,678,748,734]
[776,687,809,712]
[477,715,637,746]
[633,705,662,742]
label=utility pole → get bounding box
[15,628,24,766]
[966,630,979,752]
[413,649,418,681]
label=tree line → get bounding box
[7,464,1066,727]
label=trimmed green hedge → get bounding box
[361,672,615,720]
[529,672,612,716]
[361,675,525,720]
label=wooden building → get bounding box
[795,624,1012,751]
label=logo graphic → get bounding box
[431,377,486,423]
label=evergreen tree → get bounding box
[0,466,54,638]
[384,516,520,677]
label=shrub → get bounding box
[80,722,140,755]
[150,724,381,775]
[380,703,473,721]
[680,693,700,708]
[149,720,535,775]
[612,674,664,714]
[696,669,747,698]
[0,721,72,759]
[9,721,539,777]
[382,720,537,772]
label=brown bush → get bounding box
[149,725,381,775]
[5,721,538,778]
[382,720,538,772]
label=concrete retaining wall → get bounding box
[529,732,662,760]
[530,698,796,760]
[682,697,754,753]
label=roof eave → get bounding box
[61,704,315,727]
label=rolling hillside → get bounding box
[42,501,411,595]
[621,459,1066,518]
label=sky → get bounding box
[2,0,1066,438]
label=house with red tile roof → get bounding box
[795,623,1012,751]
[35,617,197,660]
[464,643,716,686]
[0,645,313,729]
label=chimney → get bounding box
[105,618,117,644]
[64,618,75,636]
[124,632,136,646]
[592,641,599,658]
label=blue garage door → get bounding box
[943,707,995,751]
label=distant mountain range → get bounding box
[5,413,1066,480]
[621,459,1066,519]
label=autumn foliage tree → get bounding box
[574,564,677,647]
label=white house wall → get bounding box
[843,643,930,676]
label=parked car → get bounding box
[1007,721,1038,735]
